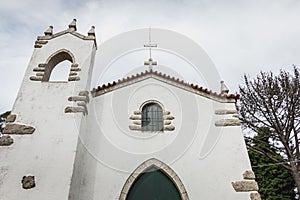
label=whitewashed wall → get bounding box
[71,78,252,199]
[0,33,96,200]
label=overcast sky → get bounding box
[1,0,300,112]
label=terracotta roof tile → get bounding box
[92,70,239,102]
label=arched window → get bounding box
[142,103,163,131]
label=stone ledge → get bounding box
[133,121,141,125]
[164,115,174,120]
[129,125,141,131]
[70,67,81,71]
[34,44,42,48]
[164,125,175,131]
[250,192,261,200]
[79,91,89,102]
[3,123,35,135]
[164,111,171,115]
[6,114,16,123]
[215,119,241,127]
[215,109,237,115]
[68,96,88,103]
[77,102,88,114]
[130,115,141,120]
[64,106,85,114]
[232,181,258,192]
[38,63,46,68]
[79,91,89,97]
[33,67,45,72]
[35,40,48,45]
[69,72,78,76]
[243,170,256,180]
[164,120,171,125]
[0,135,14,146]
[133,110,141,115]
[36,72,44,77]
[68,76,80,81]
[22,176,35,189]
[30,76,43,81]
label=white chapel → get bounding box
[0,19,261,200]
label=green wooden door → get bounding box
[126,168,182,200]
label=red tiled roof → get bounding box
[92,70,239,102]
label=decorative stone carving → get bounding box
[22,176,35,189]
[0,136,14,146]
[215,119,241,127]
[243,170,256,180]
[250,192,261,200]
[232,181,258,192]
[3,124,35,135]
[6,114,16,123]
[215,109,237,115]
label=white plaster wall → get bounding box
[0,34,96,200]
[75,78,252,199]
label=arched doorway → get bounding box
[119,158,189,200]
[126,166,181,200]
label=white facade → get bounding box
[0,20,260,200]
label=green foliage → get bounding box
[0,111,11,134]
[249,127,296,200]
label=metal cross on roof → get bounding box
[144,27,157,70]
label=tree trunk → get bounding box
[291,162,300,195]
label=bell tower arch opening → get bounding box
[43,49,75,82]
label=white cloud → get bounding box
[1,0,300,112]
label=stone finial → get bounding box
[44,26,53,36]
[88,26,96,37]
[220,80,229,94]
[68,19,77,31]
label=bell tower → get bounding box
[0,19,97,200]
